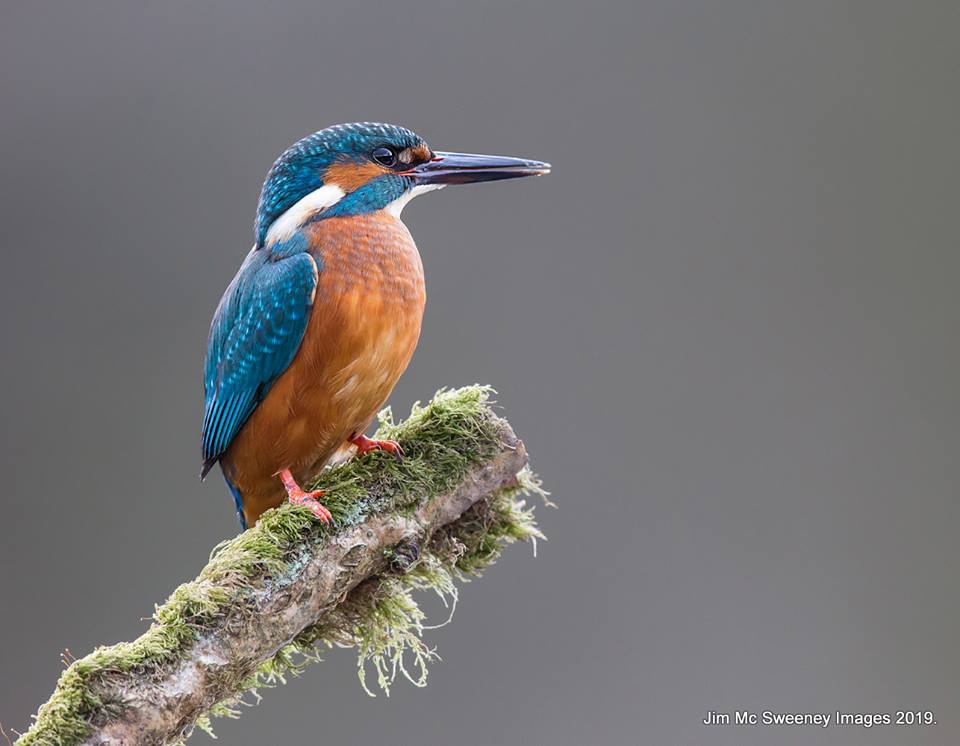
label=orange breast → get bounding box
[221,211,426,525]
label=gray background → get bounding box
[1,2,957,745]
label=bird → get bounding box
[201,122,550,529]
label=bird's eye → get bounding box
[372,146,397,167]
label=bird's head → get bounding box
[255,122,550,247]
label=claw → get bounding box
[349,433,404,460]
[277,468,332,524]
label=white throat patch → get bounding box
[264,183,346,246]
[264,182,443,244]
[385,184,445,218]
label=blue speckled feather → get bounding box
[201,234,318,475]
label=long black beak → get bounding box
[410,151,551,185]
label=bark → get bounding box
[22,415,527,746]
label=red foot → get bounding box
[349,433,404,460]
[277,468,332,524]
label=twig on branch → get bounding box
[17,386,546,746]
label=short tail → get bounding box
[221,470,248,530]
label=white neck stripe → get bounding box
[264,183,346,246]
[264,181,444,243]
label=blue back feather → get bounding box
[201,233,319,475]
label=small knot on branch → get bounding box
[388,539,421,574]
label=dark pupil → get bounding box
[372,147,396,166]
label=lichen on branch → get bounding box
[17,386,546,746]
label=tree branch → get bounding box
[17,387,544,746]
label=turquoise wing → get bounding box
[201,242,318,476]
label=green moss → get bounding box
[17,386,546,746]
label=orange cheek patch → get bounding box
[325,160,387,192]
[410,144,432,162]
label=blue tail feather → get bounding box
[221,470,248,530]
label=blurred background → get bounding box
[1,2,958,744]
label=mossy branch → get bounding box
[16,386,546,746]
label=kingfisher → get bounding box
[201,122,550,529]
